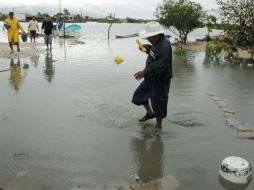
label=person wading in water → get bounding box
[132,21,173,131]
[4,12,25,53]
[41,15,54,50]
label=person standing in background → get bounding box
[28,16,39,43]
[41,15,54,50]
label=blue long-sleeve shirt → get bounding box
[144,35,173,82]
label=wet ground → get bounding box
[0,23,254,189]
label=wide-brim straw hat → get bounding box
[139,21,164,39]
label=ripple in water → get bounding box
[169,111,207,127]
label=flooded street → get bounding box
[0,22,254,189]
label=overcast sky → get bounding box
[0,0,218,19]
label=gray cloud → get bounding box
[0,0,218,19]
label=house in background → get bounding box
[65,15,74,22]
[15,13,26,21]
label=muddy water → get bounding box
[0,23,254,190]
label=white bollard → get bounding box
[219,156,252,184]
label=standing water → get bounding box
[0,22,254,189]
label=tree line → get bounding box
[156,0,254,60]
[0,10,149,24]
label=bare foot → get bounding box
[10,50,14,54]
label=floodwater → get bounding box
[0,22,254,190]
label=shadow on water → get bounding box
[43,51,56,83]
[130,135,164,183]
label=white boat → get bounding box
[58,24,81,38]
[58,30,80,37]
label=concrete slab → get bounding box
[210,95,221,101]
[239,132,254,139]
[224,112,235,119]
[215,100,229,108]
[207,92,217,97]
[208,92,253,139]
[226,118,242,127]
[233,124,252,132]
[222,107,235,114]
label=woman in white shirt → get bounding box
[28,16,39,43]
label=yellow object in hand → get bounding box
[114,56,124,64]
[136,39,147,53]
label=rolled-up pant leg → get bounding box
[151,82,170,120]
[132,80,151,106]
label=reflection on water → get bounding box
[30,55,39,67]
[131,136,164,183]
[9,59,22,91]
[173,53,195,77]
[43,51,55,83]
[219,175,250,190]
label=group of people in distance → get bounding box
[3,12,54,53]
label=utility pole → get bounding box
[59,0,61,13]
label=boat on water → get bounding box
[58,24,81,38]
[116,33,138,39]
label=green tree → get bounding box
[62,8,71,23]
[205,15,217,41]
[74,14,82,22]
[63,8,70,16]
[42,13,49,17]
[156,0,205,44]
[55,12,64,17]
[249,16,254,60]
[126,17,136,23]
[217,0,254,48]
[37,12,42,17]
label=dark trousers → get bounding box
[30,30,36,38]
[132,80,170,119]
